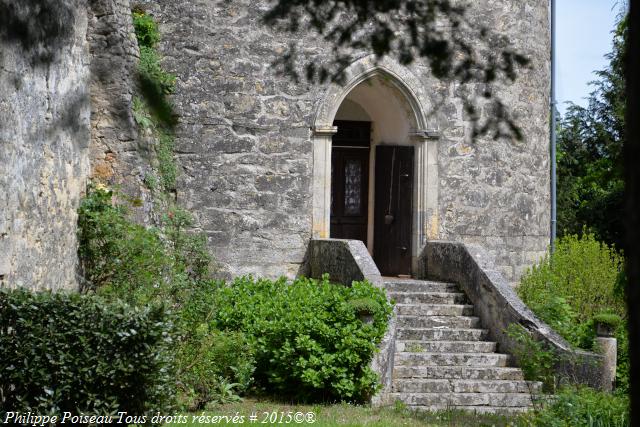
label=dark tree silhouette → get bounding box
[625,1,639,424]
[557,16,626,250]
[262,0,530,140]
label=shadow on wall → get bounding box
[0,0,75,66]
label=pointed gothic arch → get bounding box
[311,56,441,272]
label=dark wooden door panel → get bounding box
[374,145,414,276]
[330,121,371,245]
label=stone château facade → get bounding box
[0,0,551,289]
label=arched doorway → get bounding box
[312,57,440,276]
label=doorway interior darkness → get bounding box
[330,120,414,276]
[313,60,440,278]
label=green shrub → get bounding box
[505,324,557,392]
[0,288,174,417]
[163,206,211,280]
[348,297,381,315]
[77,185,172,303]
[77,185,211,306]
[132,10,176,128]
[78,185,247,409]
[157,130,178,190]
[519,386,629,427]
[517,232,629,391]
[175,327,255,410]
[139,46,176,96]
[518,232,625,325]
[213,276,393,402]
[132,9,160,49]
[615,328,630,393]
[593,312,622,329]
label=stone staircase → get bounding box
[384,278,542,414]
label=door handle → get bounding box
[397,246,408,251]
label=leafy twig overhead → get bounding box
[263,0,531,140]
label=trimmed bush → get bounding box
[213,276,393,402]
[0,288,174,418]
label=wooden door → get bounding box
[330,121,371,244]
[374,145,414,276]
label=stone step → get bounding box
[396,328,488,342]
[396,304,474,316]
[392,379,542,394]
[394,352,511,367]
[388,292,467,305]
[397,315,481,329]
[384,280,459,293]
[396,340,497,353]
[393,366,525,380]
[387,392,534,407]
[405,405,531,415]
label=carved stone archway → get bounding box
[311,56,440,271]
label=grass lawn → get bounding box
[162,399,518,427]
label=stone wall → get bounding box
[0,0,551,286]
[0,0,145,290]
[136,0,330,278]
[0,0,91,289]
[429,1,551,282]
[137,0,550,281]
[419,241,605,389]
[87,0,147,202]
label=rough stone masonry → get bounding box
[136,0,551,281]
[0,0,550,288]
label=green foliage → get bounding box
[517,232,629,392]
[77,184,172,302]
[131,9,178,193]
[557,14,627,249]
[348,297,381,315]
[518,232,625,328]
[132,97,178,193]
[163,206,211,280]
[505,324,557,392]
[132,9,160,49]
[212,276,393,402]
[519,386,629,427]
[139,46,176,97]
[157,130,178,190]
[133,96,154,129]
[615,328,630,393]
[0,288,174,417]
[171,279,255,409]
[175,327,255,410]
[77,185,211,305]
[132,10,176,129]
[77,185,255,409]
[592,312,622,328]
